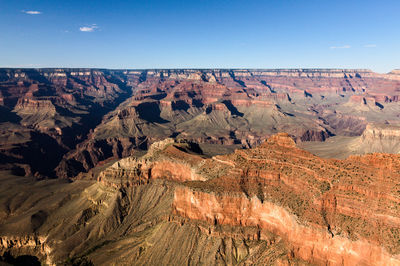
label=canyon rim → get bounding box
[1,0,400,265]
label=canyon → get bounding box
[1,68,400,265]
[1,136,400,265]
[1,68,400,179]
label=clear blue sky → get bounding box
[1,0,399,72]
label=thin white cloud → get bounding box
[330,45,351,49]
[79,24,98,32]
[22,10,42,15]
[364,44,377,48]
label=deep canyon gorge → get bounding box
[1,68,400,265]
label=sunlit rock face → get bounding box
[172,188,399,265]
[2,136,400,265]
[168,135,400,265]
[350,123,400,153]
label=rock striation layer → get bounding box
[2,136,399,265]
[300,123,400,159]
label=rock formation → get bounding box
[1,68,400,178]
[1,136,400,265]
[300,123,400,159]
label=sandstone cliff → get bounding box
[1,136,400,265]
[300,123,400,159]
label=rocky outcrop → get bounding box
[0,235,53,265]
[2,136,400,264]
[170,135,400,264]
[361,123,400,139]
[97,140,206,187]
[172,187,399,265]
[88,136,400,263]
[355,123,400,153]
[264,132,296,147]
[302,123,400,159]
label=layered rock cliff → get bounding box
[2,136,399,265]
[351,123,400,153]
[300,123,400,159]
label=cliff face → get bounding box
[301,123,400,159]
[173,188,398,265]
[1,68,400,178]
[97,139,206,188]
[355,124,400,153]
[1,136,400,265]
[361,123,400,139]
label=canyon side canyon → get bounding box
[1,68,400,265]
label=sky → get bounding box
[0,0,399,73]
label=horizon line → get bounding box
[0,67,399,75]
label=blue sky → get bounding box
[0,0,399,72]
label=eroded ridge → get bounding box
[94,135,400,264]
[168,134,400,265]
[1,135,400,265]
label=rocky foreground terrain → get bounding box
[1,68,400,265]
[1,68,400,179]
[1,136,400,265]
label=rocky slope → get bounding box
[300,123,400,159]
[1,136,400,265]
[1,68,400,178]
[356,123,400,153]
[0,69,135,177]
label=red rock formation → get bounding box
[173,187,399,265]
[91,136,400,264]
[2,136,400,264]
